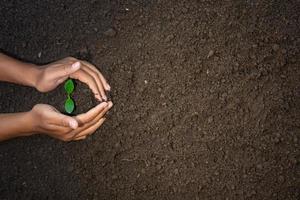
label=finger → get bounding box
[74,118,106,139]
[70,69,102,101]
[75,102,108,125]
[46,124,72,133]
[98,72,111,91]
[81,61,111,91]
[70,101,112,138]
[56,76,69,85]
[73,136,87,141]
[47,110,78,129]
[55,61,81,79]
[81,64,107,101]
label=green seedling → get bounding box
[64,79,75,114]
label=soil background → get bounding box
[0,0,299,199]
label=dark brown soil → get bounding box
[0,0,299,199]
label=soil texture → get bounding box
[0,0,299,199]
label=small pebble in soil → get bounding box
[293,136,298,143]
[256,164,263,170]
[165,34,175,42]
[272,44,280,51]
[182,7,188,14]
[281,48,287,54]
[207,50,215,58]
[137,20,143,26]
[174,168,179,175]
[114,142,121,148]
[103,28,117,37]
[156,164,162,170]
[112,175,118,180]
[278,175,285,182]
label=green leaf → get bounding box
[65,97,75,114]
[64,79,74,95]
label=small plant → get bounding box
[64,79,75,114]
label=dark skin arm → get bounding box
[0,53,112,141]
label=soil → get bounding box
[0,0,299,199]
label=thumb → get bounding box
[61,61,81,77]
[50,111,79,129]
[55,62,81,84]
[63,117,78,129]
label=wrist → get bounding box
[0,112,35,141]
[21,111,37,136]
[27,107,39,133]
[26,64,42,90]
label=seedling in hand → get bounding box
[64,79,75,114]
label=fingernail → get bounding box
[103,96,107,101]
[69,120,78,129]
[72,62,80,70]
[106,84,111,91]
[108,102,113,108]
[99,102,108,108]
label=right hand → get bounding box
[35,57,111,101]
[29,102,113,141]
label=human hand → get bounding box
[29,101,113,141]
[35,57,110,101]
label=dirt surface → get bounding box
[0,0,299,199]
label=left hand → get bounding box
[29,101,113,141]
[35,57,110,101]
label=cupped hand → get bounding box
[35,57,110,101]
[29,102,113,141]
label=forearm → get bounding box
[0,53,40,88]
[0,112,35,141]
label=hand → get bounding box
[35,57,111,101]
[29,101,113,141]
